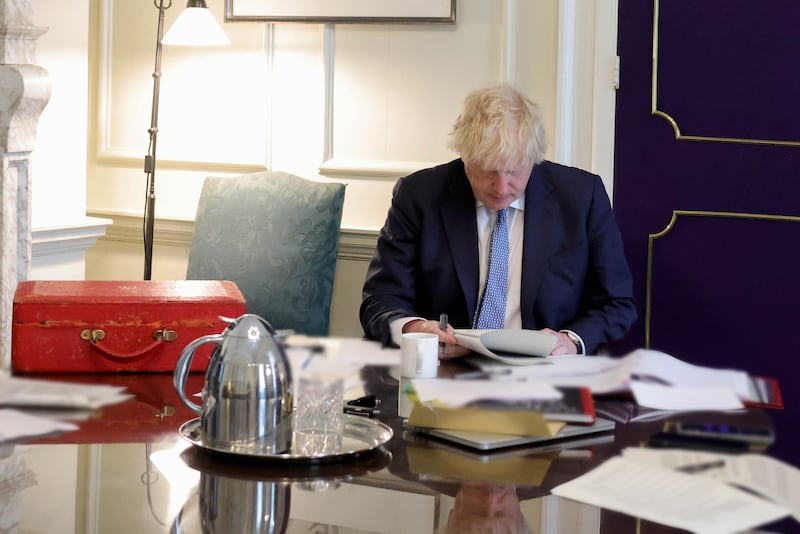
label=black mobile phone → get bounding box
[663,421,774,448]
[647,431,751,453]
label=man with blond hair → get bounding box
[360,84,636,357]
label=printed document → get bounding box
[551,455,789,534]
[621,447,800,521]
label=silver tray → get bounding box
[179,415,393,463]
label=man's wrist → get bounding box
[559,329,585,355]
[390,316,423,347]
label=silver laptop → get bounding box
[405,416,616,451]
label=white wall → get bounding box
[32,0,89,229]
[74,0,617,337]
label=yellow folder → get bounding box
[407,404,566,437]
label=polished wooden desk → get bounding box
[4,364,798,534]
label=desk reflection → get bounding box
[5,369,798,534]
[445,482,532,534]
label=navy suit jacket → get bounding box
[360,159,636,354]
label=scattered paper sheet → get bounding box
[551,456,788,534]
[0,376,131,410]
[622,447,800,521]
[632,350,751,399]
[630,382,744,411]
[410,378,561,408]
[467,349,761,410]
[0,409,79,443]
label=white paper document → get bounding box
[0,409,79,443]
[621,447,800,521]
[0,376,131,410]
[453,329,556,363]
[629,382,744,411]
[551,455,789,534]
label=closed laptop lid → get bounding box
[408,417,616,451]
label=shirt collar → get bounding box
[476,196,525,212]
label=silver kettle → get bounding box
[173,314,293,454]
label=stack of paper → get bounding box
[467,349,781,412]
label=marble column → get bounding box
[0,1,51,369]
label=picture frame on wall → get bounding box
[224,0,456,24]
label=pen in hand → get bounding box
[438,312,448,359]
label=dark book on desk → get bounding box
[468,386,596,424]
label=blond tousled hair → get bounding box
[448,84,548,170]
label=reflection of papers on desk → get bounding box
[621,447,800,522]
[0,409,78,443]
[453,329,555,364]
[0,376,131,410]
[551,454,789,534]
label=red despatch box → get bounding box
[11,280,247,373]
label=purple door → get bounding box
[613,0,800,503]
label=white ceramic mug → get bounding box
[400,332,439,378]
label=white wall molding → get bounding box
[318,25,431,180]
[30,218,111,281]
[94,0,273,172]
[591,0,619,196]
[555,0,579,166]
[501,0,516,83]
[319,157,438,178]
[32,218,112,258]
[321,23,335,169]
[88,209,378,262]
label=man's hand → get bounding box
[541,328,579,356]
[402,319,470,359]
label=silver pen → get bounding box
[453,368,512,380]
[675,459,726,473]
[438,312,448,359]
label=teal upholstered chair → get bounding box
[186,171,346,336]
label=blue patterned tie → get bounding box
[474,208,509,329]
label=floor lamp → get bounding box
[143,0,229,280]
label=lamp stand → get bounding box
[143,0,171,280]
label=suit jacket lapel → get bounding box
[441,176,479,320]
[520,165,558,326]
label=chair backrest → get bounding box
[187,171,346,336]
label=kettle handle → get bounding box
[173,334,224,415]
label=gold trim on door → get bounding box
[651,0,800,146]
[645,210,800,348]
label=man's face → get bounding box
[464,160,534,210]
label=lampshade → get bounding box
[162,0,230,47]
